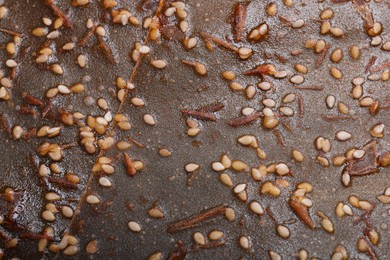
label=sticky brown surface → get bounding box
[1,0,390,259]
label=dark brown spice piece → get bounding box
[344,140,378,178]
[278,15,293,27]
[315,43,330,68]
[168,240,187,260]
[192,241,225,250]
[199,103,225,113]
[79,24,96,46]
[273,130,285,147]
[22,128,37,140]
[23,93,44,106]
[232,2,249,42]
[160,25,185,41]
[0,28,22,37]
[365,56,377,73]
[242,64,276,76]
[298,96,304,118]
[20,106,36,116]
[321,115,356,121]
[289,198,316,229]
[47,177,78,189]
[181,110,216,121]
[331,0,350,3]
[123,152,136,176]
[1,114,12,136]
[44,0,72,28]
[369,100,380,116]
[370,61,390,73]
[199,32,239,52]
[379,152,390,167]
[228,112,261,127]
[352,0,374,29]
[167,205,226,233]
[96,36,117,64]
[128,136,144,148]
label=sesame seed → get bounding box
[128,221,142,232]
[185,163,199,172]
[86,194,100,204]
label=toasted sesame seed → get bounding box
[225,207,235,221]
[42,210,55,222]
[193,232,205,245]
[86,240,98,254]
[61,206,74,218]
[320,9,333,19]
[222,71,236,80]
[234,183,246,194]
[292,149,304,162]
[239,236,250,249]
[277,225,290,239]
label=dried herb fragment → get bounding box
[289,198,316,229]
[44,0,72,28]
[123,152,136,176]
[243,64,276,76]
[294,85,324,91]
[167,205,226,233]
[47,177,78,189]
[181,110,216,121]
[228,112,261,127]
[352,0,374,29]
[232,2,249,42]
[168,240,187,260]
[315,43,330,68]
[345,140,378,177]
[23,93,44,106]
[365,56,377,73]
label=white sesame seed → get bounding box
[326,95,336,109]
[234,183,246,194]
[128,221,142,232]
[6,59,17,68]
[249,201,264,215]
[258,81,271,91]
[164,7,176,17]
[185,163,199,172]
[57,84,71,94]
[353,149,365,159]
[292,19,305,28]
[139,45,150,54]
[99,177,112,187]
[86,195,100,204]
[143,114,155,125]
[211,162,225,172]
[47,30,60,39]
[336,131,352,141]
